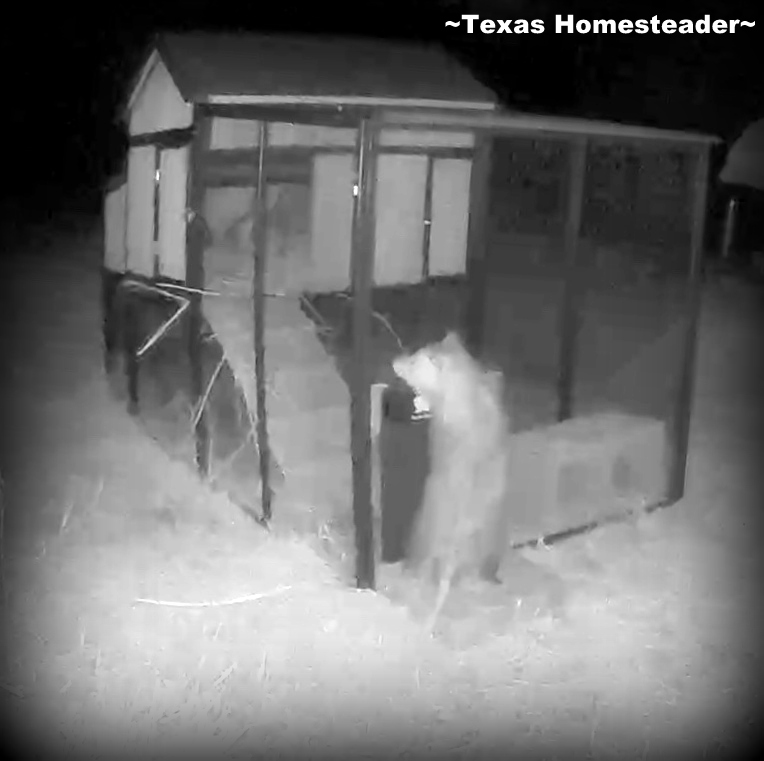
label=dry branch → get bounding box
[134,584,293,608]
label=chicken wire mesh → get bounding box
[479,134,702,509]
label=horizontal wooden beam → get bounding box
[130,127,195,149]
[199,145,474,188]
[197,102,371,127]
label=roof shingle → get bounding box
[155,32,496,105]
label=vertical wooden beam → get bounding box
[556,137,588,422]
[185,106,212,477]
[152,146,161,278]
[667,144,710,502]
[101,269,123,374]
[464,133,493,357]
[421,156,434,281]
[418,156,435,341]
[253,121,273,523]
[350,117,378,591]
[124,293,140,417]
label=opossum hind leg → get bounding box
[425,571,453,634]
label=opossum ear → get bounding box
[440,331,463,352]
[440,330,461,349]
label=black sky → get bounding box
[2,0,761,217]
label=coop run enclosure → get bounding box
[102,33,716,589]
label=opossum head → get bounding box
[392,332,508,437]
[392,332,473,407]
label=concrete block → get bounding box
[505,413,668,542]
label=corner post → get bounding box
[556,137,588,422]
[253,120,273,523]
[667,143,710,501]
[350,116,378,591]
[464,132,493,357]
[185,106,212,476]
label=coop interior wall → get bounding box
[202,181,315,295]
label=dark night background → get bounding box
[0,0,761,240]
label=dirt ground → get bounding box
[0,223,762,760]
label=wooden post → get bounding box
[556,137,588,422]
[667,144,710,502]
[421,156,435,281]
[153,147,162,278]
[350,117,377,591]
[101,269,123,374]
[253,121,273,523]
[185,107,212,476]
[125,295,140,417]
[370,382,387,524]
[464,134,493,357]
[416,157,436,341]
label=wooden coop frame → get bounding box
[103,33,717,591]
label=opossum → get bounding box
[392,332,511,632]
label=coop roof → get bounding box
[128,32,497,111]
[377,109,720,145]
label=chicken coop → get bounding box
[102,32,716,589]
